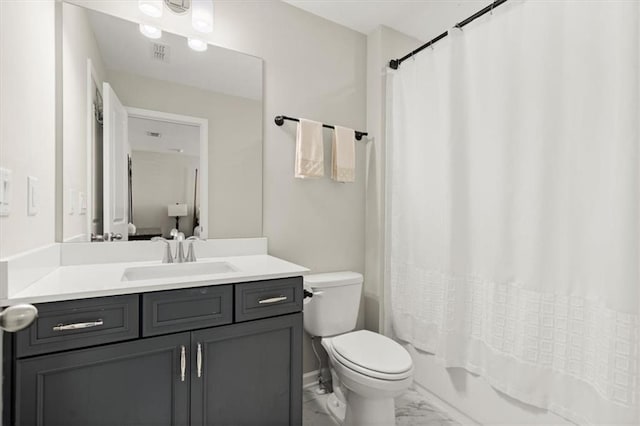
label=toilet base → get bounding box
[344,392,396,426]
[326,392,346,424]
[325,391,396,426]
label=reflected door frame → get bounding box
[125,107,209,240]
[86,59,100,242]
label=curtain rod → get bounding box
[274,115,368,141]
[389,0,509,70]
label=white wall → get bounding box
[0,0,56,258]
[61,3,107,242]
[131,150,199,237]
[0,0,56,419]
[108,70,263,239]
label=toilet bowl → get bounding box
[303,272,414,426]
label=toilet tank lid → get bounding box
[304,271,363,288]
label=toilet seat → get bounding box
[327,330,413,381]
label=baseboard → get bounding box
[303,369,320,389]
[412,381,482,426]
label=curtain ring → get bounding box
[490,1,494,15]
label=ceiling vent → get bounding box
[146,131,162,138]
[151,42,170,63]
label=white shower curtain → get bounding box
[386,1,639,424]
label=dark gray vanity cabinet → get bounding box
[5,277,303,426]
[191,314,302,426]
[15,332,191,426]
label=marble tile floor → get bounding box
[303,386,460,426]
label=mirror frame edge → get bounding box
[55,0,64,243]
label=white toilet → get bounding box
[304,271,413,426]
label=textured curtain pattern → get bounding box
[387,1,639,424]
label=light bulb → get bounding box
[188,38,208,52]
[138,0,163,18]
[192,0,214,33]
[139,23,162,39]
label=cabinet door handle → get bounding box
[180,345,186,382]
[197,343,202,378]
[52,319,103,331]
[258,296,288,304]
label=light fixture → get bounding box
[188,38,208,52]
[138,0,163,18]
[139,23,162,39]
[192,0,214,33]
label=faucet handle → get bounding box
[186,236,199,263]
[151,237,174,264]
[170,229,185,240]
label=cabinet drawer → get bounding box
[142,284,232,336]
[235,277,303,322]
[15,295,139,358]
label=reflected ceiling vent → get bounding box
[151,42,170,63]
[146,131,162,137]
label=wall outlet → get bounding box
[27,176,38,216]
[0,168,12,217]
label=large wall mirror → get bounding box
[61,2,263,242]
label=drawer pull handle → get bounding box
[197,343,202,378]
[52,319,104,331]
[180,345,186,382]
[258,296,288,304]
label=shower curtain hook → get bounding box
[490,1,495,15]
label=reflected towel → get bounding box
[295,119,324,178]
[332,126,355,183]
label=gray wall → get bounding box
[222,2,367,374]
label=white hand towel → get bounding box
[295,119,324,179]
[332,126,356,183]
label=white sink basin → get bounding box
[122,262,237,281]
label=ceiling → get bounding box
[129,117,200,157]
[87,9,262,100]
[283,0,490,42]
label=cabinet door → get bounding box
[15,333,190,426]
[191,313,302,426]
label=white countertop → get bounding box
[1,255,309,305]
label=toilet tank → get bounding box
[303,271,363,337]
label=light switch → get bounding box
[79,191,87,215]
[0,168,12,217]
[27,176,38,216]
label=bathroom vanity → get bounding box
[2,263,305,426]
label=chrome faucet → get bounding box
[153,233,198,264]
[174,232,186,263]
[151,237,174,263]
[186,236,200,262]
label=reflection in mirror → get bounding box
[128,111,205,240]
[62,2,263,243]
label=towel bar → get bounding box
[274,115,368,141]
